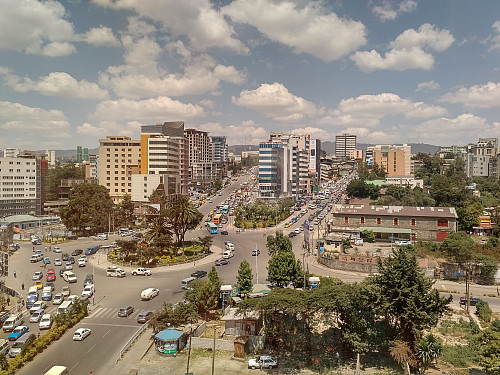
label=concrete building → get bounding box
[465,138,498,178]
[185,129,226,184]
[85,154,98,181]
[141,122,189,196]
[45,150,56,167]
[335,134,356,158]
[365,144,412,177]
[210,136,228,164]
[98,136,141,204]
[3,148,20,158]
[131,174,180,202]
[330,204,457,242]
[0,152,46,216]
[349,149,363,160]
[258,141,283,199]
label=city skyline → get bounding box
[0,0,499,150]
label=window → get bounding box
[437,219,448,227]
[360,217,365,224]
[393,218,398,225]
[411,218,416,226]
[377,217,381,225]
[344,216,349,224]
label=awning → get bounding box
[155,328,183,341]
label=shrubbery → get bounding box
[476,300,492,322]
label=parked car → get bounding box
[252,249,261,256]
[73,328,91,341]
[118,306,134,317]
[215,258,230,266]
[248,356,278,370]
[137,311,153,324]
[190,270,207,279]
[395,239,411,246]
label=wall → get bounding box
[319,254,379,273]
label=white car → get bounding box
[77,258,86,267]
[73,328,91,341]
[131,268,152,276]
[140,288,159,301]
[39,314,52,330]
[30,301,47,314]
[53,293,64,305]
[81,285,94,298]
[54,259,62,266]
[395,240,411,246]
[248,356,278,370]
[53,246,62,253]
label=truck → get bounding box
[248,356,278,370]
[131,268,152,276]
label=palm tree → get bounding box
[167,196,203,245]
[416,334,442,373]
[145,215,172,245]
[198,235,214,255]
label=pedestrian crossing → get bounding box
[87,306,145,321]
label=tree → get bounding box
[0,353,8,371]
[115,194,135,228]
[115,239,138,260]
[390,340,416,375]
[236,260,253,295]
[209,266,222,293]
[370,247,451,366]
[145,215,172,248]
[416,333,442,373]
[479,329,500,374]
[346,179,380,200]
[167,196,203,244]
[198,235,214,254]
[195,281,219,318]
[455,200,483,231]
[60,183,114,235]
[267,251,302,288]
[266,230,292,256]
[45,164,85,201]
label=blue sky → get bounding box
[0,0,499,150]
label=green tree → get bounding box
[0,353,8,371]
[45,164,85,201]
[115,239,138,259]
[115,194,135,228]
[476,300,493,323]
[195,281,219,318]
[416,333,443,373]
[267,251,302,288]
[208,266,222,293]
[370,247,451,364]
[167,196,203,244]
[145,215,172,248]
[236,260,253,295]
[266,230,292,256]
[60,183,113,235]
[198,235,214,254]
[479,329,500,375]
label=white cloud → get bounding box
[0,0,76,56]
[416,80,440,91]
[92,0,249,54]
[372,0,417,21]
[223,0,367,61]
[290,127,332,141]
[0,101,71,141]
[82,26,119,47]
[93,97,206,122]
[198,121,268,144]
[3,71,109,99]
[439,81,500,109]
[489,21,500,50]
[351,24,454,72]
[76,122,108,137]
[232,82,322,122]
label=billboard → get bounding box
[365,150,373,168]
[309,140,317,172]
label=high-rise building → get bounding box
[98,136,141,203]
[335,134,356,158]
[0,152,46,216]
[210,136,228,163]
[365,144,411,177]
[465,138,498,178]
[45,150,56,167]
[140,122,189,195]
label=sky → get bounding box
[0,0,499,151]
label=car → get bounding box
[294,228,301,234]
[460,296,481,306]
[8,326,29,341]
[39,314,52,330]
[77,258,86,267]
[79,255,87,262]
[53,293,64,305]
[66,235,78,240]
[59,268,65,277]
[81,285,94,298]
[46,282,55,290]
[71,249,83,256]
[73,328,91,341]
[32,271,43,281]
[191,270,207,279]
[131,268,152,276]
[46,269,56,282]
[43,257,50,264]
[140,288,159,300]
[248,355,278,370]
[33,280,43,289]
[61,286,71,297]
[54,258,62,266]
[220,230,229,235]
[0,312,10,326]
[288,232,297,238]
[53,246,62,253]
[215,258,230,266]
[62,253,69,261]
[395,240,412,246]
[29,309,44,323]
[284,222,291,228]
[118,306,134,317]
[30,301,46,314]
[137,311,154,324]
[64,262,73,270]
[252,249,261,256]
[68,257,75,264]
[84,274,94,287]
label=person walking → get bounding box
[21,283,24,290]
[13,270,16,278]
[6,297,10,306]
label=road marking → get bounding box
[86,342,98,354]
[69,362,79,372]
[102,328,111,338]
[80,322,139,328]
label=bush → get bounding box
[476,300,492,322]
[490,319,500,332]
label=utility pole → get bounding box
[255,243,259,284]
[212,325,216,375]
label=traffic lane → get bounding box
[17,318,139,375]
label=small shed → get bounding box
[221,307,260,337]
[234,336,249,358]
[154,328,185,355]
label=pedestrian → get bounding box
[497,286,499,297]
[6,297,10,306]
[32,246,34,251]
[37,332,40,339]
[13,270,16,278]
[17,303,20,312]
[21,283,24,290]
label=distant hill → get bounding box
[228,145,259,155]
[321,141,439,155]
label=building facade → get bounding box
[465,138,498,178]
[335,134,356,158]
[366,144,412,177]
[98,136,141,204]
[330,204,457,242]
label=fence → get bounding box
[118,321,150,361]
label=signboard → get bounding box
[366,150,373,168]
[309,140,317,171]
[303,220,310,248]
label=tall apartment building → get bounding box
[0,152,46,216]
[465,138,498,178]
[85,154,98,181]
[98,136,141,204]
[45,150,56,167]
[210,136,228,163]
[258,142,283,199]
[77,146,89,163]
[335,134,356,158]
[140,122,189,196]
[365,144,411,177]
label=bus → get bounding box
[213,214,222,225]
[207,222,218,234]
[222,205,229,214]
